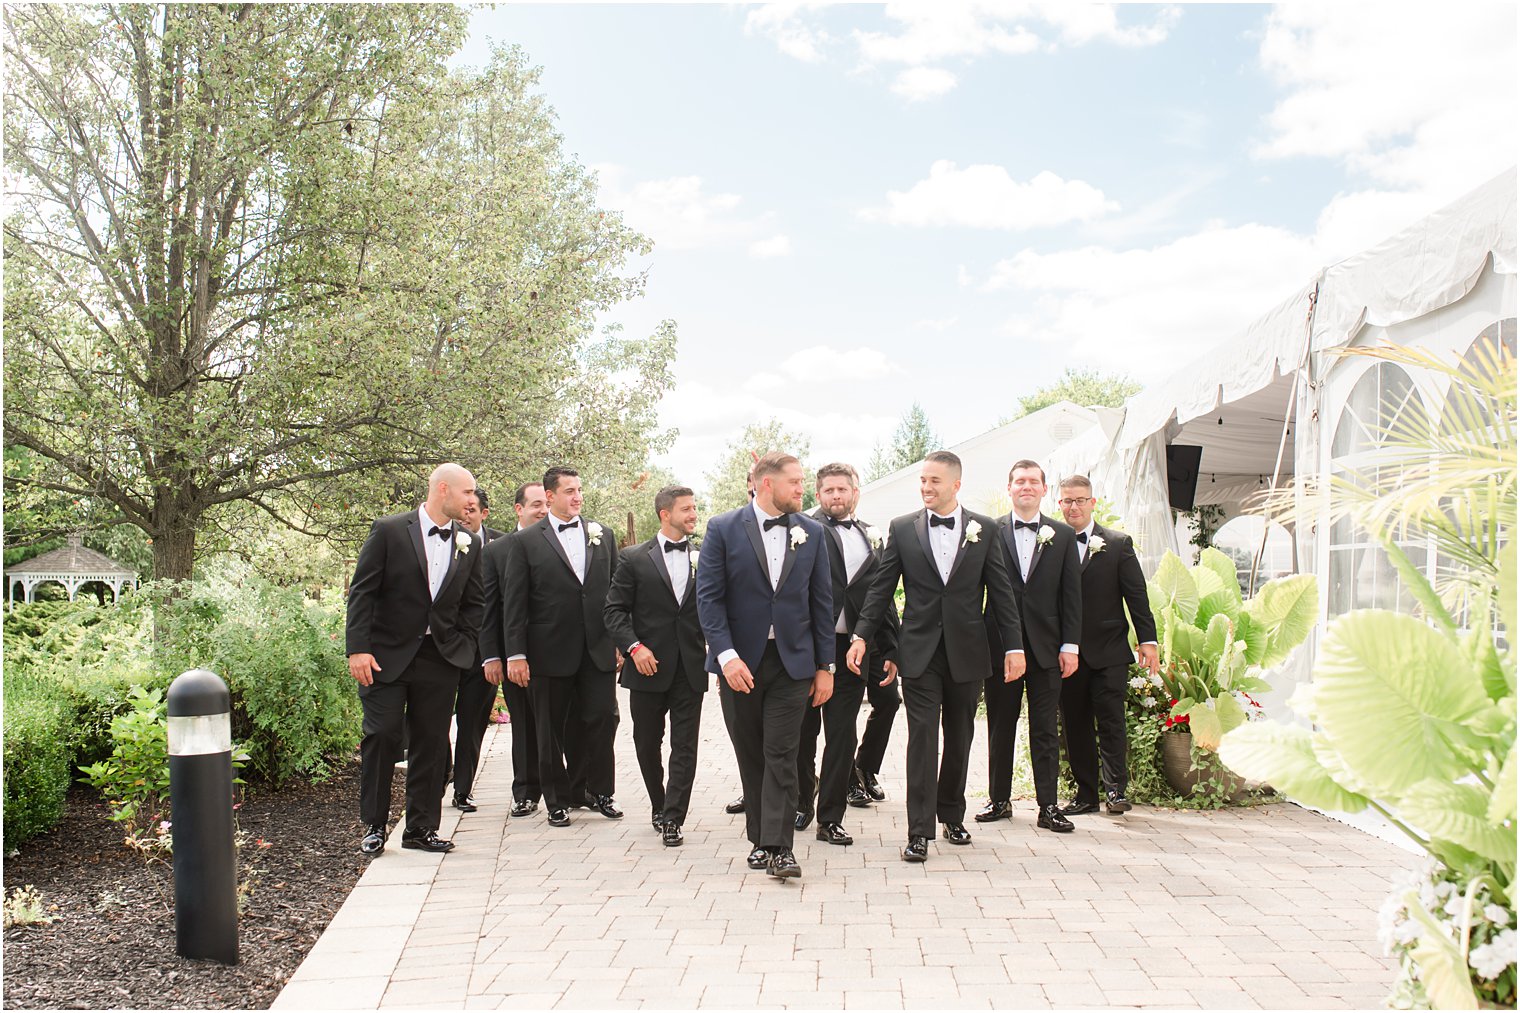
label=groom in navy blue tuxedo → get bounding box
[696,451,835,880]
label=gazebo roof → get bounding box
[8,534,137,577]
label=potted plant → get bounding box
[1145,547,1317,797]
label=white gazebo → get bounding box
[7,533,140,607]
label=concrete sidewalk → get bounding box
[274,693,1406,1009]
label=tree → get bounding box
[866,402,939,481]
[1003,368,1141,423]
[701,419,813,521]
[4,7,674,579]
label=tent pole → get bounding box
[1249,281,1320,596]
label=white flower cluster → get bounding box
[1470,928,1517,980]
[1378,859,1517,997]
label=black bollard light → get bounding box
[167,668,239,965]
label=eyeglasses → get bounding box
[1057,497,1093,507]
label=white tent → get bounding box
[1046,168,1518,722]
[856,401,1098,525]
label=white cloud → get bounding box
[890,66,958,101]
[744,2,833,62]
[861,162,1118,230]
[780,344,903,381]
[916,315,959,332]
[593,164,772,252]
[749,234,792,258]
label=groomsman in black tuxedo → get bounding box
[978,460,1082,833]
[347,463,485,856]
[450,488,507,813]
[500,467,622,828]
[603,485,708,847]
[481,482,550,817]
[1057,475,1159,816]
[848,451,1023,863]
[697,452,834,879]
[797,463,899,846]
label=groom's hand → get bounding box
[631,645,659,676]
[507,658,531,687]
[1059,650,1079,679]
[1003,651,1026,683]
[880,660,898,686]
[845,638,866,674]
[721,657,754,693]
[349,653,381,687]
[484,660,504,686]
[810,669,834,707]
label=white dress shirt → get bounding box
[550,513,586,583]
[1013,511,1077,657]
[419,505,453,600]
[658,531,691,602]
[926,505,961,584]
[716,501,788,670]
[832,517,870,634]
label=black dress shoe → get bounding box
[590,795,623,820]
[651,809,665,831]
[746,846,770,869]
[767,848,801,879]
[725,795,746,815]
[1106,791,1134,813]
[511,799,538,818]
[815,822,853,846]
[902,836,928,862]
[794,810,813,831]
[360,823,386,856]
[860,770,886,802]
[546,807,571,827]
[1060,799,1101,816]
[452,795,477,813]
[662,822,684,847]
[845,784,873,808]
[1038,804,1075,833]
[400,828,455,853]
[942,822,972,845]
[974,800,1013,823]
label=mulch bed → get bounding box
[3,760,401,1010]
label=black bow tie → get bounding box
[664,539,690,553]
[428,525,453,540]
[1014,519,1040,532]
[1076,531,1089,543]
[762,516,788,531]
[557,520,580,532]
[929,514,955,529]
[826,517,856,529]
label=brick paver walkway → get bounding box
[274,694,1406,1009]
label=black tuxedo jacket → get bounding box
[468,527,506,667]
[1077,523,1157,668]
[855,508,1020,684]
[603,537,708,694]
[502,515,619,676]
[986,513,1082,672]
[345,511,485,678]
[808,510,900,660]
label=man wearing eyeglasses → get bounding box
[1056,476,1159,816]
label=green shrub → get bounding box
[2,669,74,850]
[77,686,173,841]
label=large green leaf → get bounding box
[1245,574,1319,668]
[1487,740,1516,824]
[1215,692,1248,738]
[1152,552,1199,625]
[1399,779,1517,865]
[1167,613,1203,663]
[1196,589,1241,631]
[1201,612,1233,664]
[1218,723,1369,811]
[1235,611,1269,667]
[1188,700,1223,750]
[1499,541,1516,648]
[1408,901,1480,1010]
[1191,563,1231,610]
[1197,547,1243,603]
[1313,611,1497,795]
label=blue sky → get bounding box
[455,3,1517,492]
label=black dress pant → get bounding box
[854,650,901,776]
[529,651,618,810]
[901,637,982,840]
[798,634,867,825]
[451,665,496,801]
[984,663,1062,807]
[719,642,811,850]
[628,668,704,827]
[359,636,458,833]
[1061,660,1130,802]
[501,680,541,803]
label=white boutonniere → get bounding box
[455,530,471,555]
[689,549,700,574]
[586,522,604,546]
[1087,534,1106,555]
[964,519,982,544]
[1036,525,1055,546]
[864,525,883,550]
[789,526,807,550]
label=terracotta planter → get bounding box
[1160,730,1250,801]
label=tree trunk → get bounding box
[151,523,197,582]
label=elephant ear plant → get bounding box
[1147,547,1318,749]
[1220,337,1516,1009]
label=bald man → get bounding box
[347,463,486,856]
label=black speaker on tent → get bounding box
[1165,444,1204,511]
